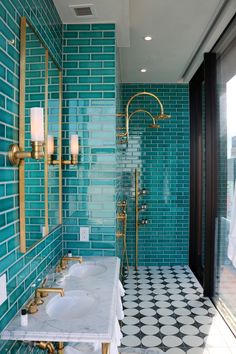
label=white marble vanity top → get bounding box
[1,257,120,342]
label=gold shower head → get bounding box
[157,113,171,119]
[149,124,160,129]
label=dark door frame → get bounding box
[189,53,217,297]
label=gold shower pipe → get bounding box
[129,109,160,128]
[116,91,170,141]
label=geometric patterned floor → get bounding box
[120,266,236,354]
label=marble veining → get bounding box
[1,257,120,343]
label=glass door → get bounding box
[214,27,236,332]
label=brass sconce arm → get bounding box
[62,154,78,165]
[9,142,44,166]
[47,135,79,166]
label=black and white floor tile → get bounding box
[119,266,236,354]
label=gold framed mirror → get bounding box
[18,17,62,252]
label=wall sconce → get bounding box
[62,135,79,165]
[9,108,44,166]
[47,135,59,165]
[47,134,80,166]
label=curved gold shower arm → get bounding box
[126,91,164,117]
[125,91,164,137]
[128,109,156,125]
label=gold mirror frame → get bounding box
[19,17,62,252]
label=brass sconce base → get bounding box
[8,144,21,166]
[8,142,44,166]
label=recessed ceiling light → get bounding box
[140,68,147,73]
[144,36,152,41]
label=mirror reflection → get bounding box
[48,56,61,232]
[24,22,46,249]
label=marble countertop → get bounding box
[1,256,120,343]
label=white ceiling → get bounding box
[53,0,130,47]
[53,0,235,83]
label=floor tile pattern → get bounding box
[120,266,236,354]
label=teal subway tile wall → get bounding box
[62,24,117,257]
[1,0,191,350]
[0,0,63,352]
[24,27,46,247]
[120,84,189,266]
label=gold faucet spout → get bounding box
[35,287,64,301]
[61,256,83,269]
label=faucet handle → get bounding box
[26,299,38,314]
[61,258,68,270]
[55,264,62,273]
[35,289,44,305]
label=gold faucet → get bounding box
[61,256,83,269]
[36,341,55,354]
[26,299,38,314]
[35,287,64,305]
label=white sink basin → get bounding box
[46,290,97,320]
[69,263,107,278]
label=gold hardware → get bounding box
[8,141,44,166]
[117,200,129,273]
[55,264,62,273]
[58,342,64,354]
[116,91,170,144]
[116,113,125,117]
[35,287,64,305]
[117,201,127,207]
[19,16,27,253]
[39,278,48,297]
[116,132,128,138]
[102,343,110,354]
[26,299,38,314]
[62,154,78,165]
[61,256,83,269]
[48,155,60,165]
[36,341,55,354]
[135,168,148,271]
[16,17,63,253]
[116,212,127,220]
[116,232,125,238]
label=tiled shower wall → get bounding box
[62,24,117,256]
[0,0,63,352]
[120,84,189,266]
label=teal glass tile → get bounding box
[79,31,103,38]
[0,79,14,99]
[0,197,14,213]
[91,54,115,60]
[79,76,102,83]
[91,24,115,30]
[66,24,90,30]
[91,84,115,91]
[91,69,115,76]
[79,46,103,53]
